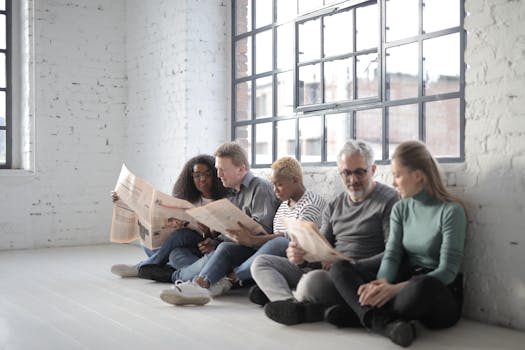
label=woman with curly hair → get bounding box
[111,154,229,281]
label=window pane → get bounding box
[235,37,252,78]
[386,0,419,42]
[423,33,460,96]
[298,63,321,105]
[277,119,296,159]
[277,0,297,23]
[425,98,460,158]
[298,18,321,63]
[386,42,418,100]
[356,4,378,51]
[0,16,5,50]
[255,0,273,29]
[356,109,382,161]
[0,53,5,88]
[299,116,323,162]
[388,104,419,157]
[298,0,323,15]
[256,123,273,164]
[235,125,252,164]
[0,0,5,11]
[277,23,294,70]
[0,91,6,121]
[356,53,379,99]
[255,76,273,119]
[326,112,352,162]
[277,71,294,116]
[324,10,353,57]
[256,30,273,74]
[423,0,459,33]
[236,0,252,34]
[324,58,353,103]
[236,81,252,121]
[0,130,5,164]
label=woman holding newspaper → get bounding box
[111,154,229,280]
[329,141,468,347]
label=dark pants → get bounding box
[330,260,463,330]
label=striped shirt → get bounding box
[272,190,327,238]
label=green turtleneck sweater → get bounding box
[377,190,467,285]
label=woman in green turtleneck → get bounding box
[329,141,468,348]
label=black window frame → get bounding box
[232,0,465,167]
[0,0,11,169]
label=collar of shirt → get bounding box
[234,170,255,193]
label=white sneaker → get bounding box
[209,277,233,297]
[111,264,139,277]
[160,281,211,306]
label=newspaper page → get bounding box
[110,164,200,250]
[281,217,353,263]
[185,198,268,239]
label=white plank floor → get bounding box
[0,244,524,350]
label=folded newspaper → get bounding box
[186,198,268,240]
[281,217,353,263]
[110,164,202,250]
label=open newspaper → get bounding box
[281,217,353,263]
[110,164,202,250]
[185,198,268,240]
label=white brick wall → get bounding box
[125,0,229,193]
[0,0,127,248]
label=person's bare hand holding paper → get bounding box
[281,217,353,263]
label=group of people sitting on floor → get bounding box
[111,139,467,348]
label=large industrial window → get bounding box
[232,0,464,166]
[0,0,10,168]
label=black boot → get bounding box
[264,299,324,325]
[367,310,419,348]
[324,304,361,328]
[138,264,176,283]
[248,285,269,306]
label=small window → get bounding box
[0,0,10,168]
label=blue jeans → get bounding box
[138,228,203,268]
[199,236,290,284]
[234,236,289,282]
[171,250,213,282]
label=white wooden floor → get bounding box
[0,244,524,350]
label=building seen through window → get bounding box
[232,0,464,166]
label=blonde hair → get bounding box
[392,141,467,214]
[271,157,303,183]
[214,141,250,170]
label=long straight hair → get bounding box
[392,141,468,215]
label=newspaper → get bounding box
[281,217,353,263]
[110,164,202,250]
[185,198,269,240]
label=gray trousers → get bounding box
[250,254,345,306]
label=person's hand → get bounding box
[111,191,119,202]
[197,223,211,237]
[286,240,306,265]
[198,238,217,254]
[226,222,258,246]
[321,261,333,270]
[358,278,405,307]
[166,218,185,229]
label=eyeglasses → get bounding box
[338,167,369,179]
[192,170,213,179]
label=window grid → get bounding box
[0,0,11,168]
[232,0,464,167]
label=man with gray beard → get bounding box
[250,140,398,326]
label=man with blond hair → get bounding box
[160,154,326,306]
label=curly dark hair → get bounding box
[172,154,229,203]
